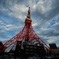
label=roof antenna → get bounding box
[27,7,30,18]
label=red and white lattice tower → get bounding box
[0,7,49,52]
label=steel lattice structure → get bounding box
[0,7,49,52]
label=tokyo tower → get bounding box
[0,7,49,52]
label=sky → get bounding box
[0,0,59,47]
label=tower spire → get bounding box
[27,7,30,19]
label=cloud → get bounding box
[52,23,59,30]
[32,23,38,27]
[0,0,59,20]
[0,0,59,46]
[0,20,21,31]
[0,20,23,39]
[4,24,20,31]
[36,0,59,19]
[47,36,59,46]
[8,4,28,20]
